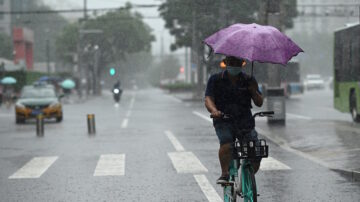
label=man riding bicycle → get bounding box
[205,56,264,184]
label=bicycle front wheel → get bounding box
[241,164,257,202]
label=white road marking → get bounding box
[260,157,291,171]
[129,97,135,109]
[193,111,212,123]
[121,119,128,128]
[126,110,132,117]
[9,156,58,179]
[165,130,185,152]
[168,151,208,173]
[94,154,125,176]
[194,174,222,202]
[286,113,312,120]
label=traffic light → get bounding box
[109,68,116,76]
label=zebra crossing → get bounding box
[7,153,292,180]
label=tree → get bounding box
[159,0,297,52]
[55,23,79,66]
[159,0,298,92]
[0,33,13,60]
[55,5,155,92]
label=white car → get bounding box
[303,74,325,90]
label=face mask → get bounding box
[227,66,244,76]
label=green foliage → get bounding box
[83,8,155,63]
[159,0,298,51]
[159,0,261,51]
[0,33,13,60]
[55,23,79,64]
[3,71,49,91]
[55,6,155,78]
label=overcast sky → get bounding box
[43,0,179,57]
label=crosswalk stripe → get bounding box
[94,154,125,176]
[165,130,185,152]
[194,175,222,202]
[168,152,208,173]
[121,119,128,128]
[9,156,58,179]
[260,157,291,171]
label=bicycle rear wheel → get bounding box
[241,164,257,202]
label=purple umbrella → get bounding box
[204,23,303,65]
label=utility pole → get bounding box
[191,9,196,85]
[46,39,50,75]
[261,0,282,87]
[77,0,88,97]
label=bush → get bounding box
[3,71,68,92]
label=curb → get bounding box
[331,168,360,182]
[256,127,360,182]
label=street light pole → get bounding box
[46,39,50,75]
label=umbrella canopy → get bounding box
[38,76,50,82]
[1,76,17,84]
[38,76,61,82]
[204,23,303,65]
[61,79,76,89]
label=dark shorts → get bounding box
[215,123,262,163]
[214,122,259,145]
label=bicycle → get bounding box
[212,111,273,202]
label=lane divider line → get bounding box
[165,130,185,152]
[286,113,312,120]
[9,156,58,179]
[194,174,222,202]
[168,151,208,173]
[126,110,132,117]
[129,97,135,109]
[260,157,291,170]
[193,111,212,123]
[121,119,128,128]
[94,154,125,176]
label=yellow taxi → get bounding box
[15,84,63,124]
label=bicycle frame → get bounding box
[223,157,256,202]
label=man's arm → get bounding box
[205,96,222,118]
[248,79,263,107]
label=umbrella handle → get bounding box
[251,62,254,77]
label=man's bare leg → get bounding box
[219,143,232,176]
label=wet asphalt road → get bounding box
[0,88,359,202]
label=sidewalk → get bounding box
[169,90,360,182]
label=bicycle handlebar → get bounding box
[210,111,274,119]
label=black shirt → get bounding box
[205,70,260,129]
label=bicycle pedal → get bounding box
[220,181,234,187]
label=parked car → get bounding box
[15,84,63,124]
[303,74,325,90]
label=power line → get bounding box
[0,4,160,15]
